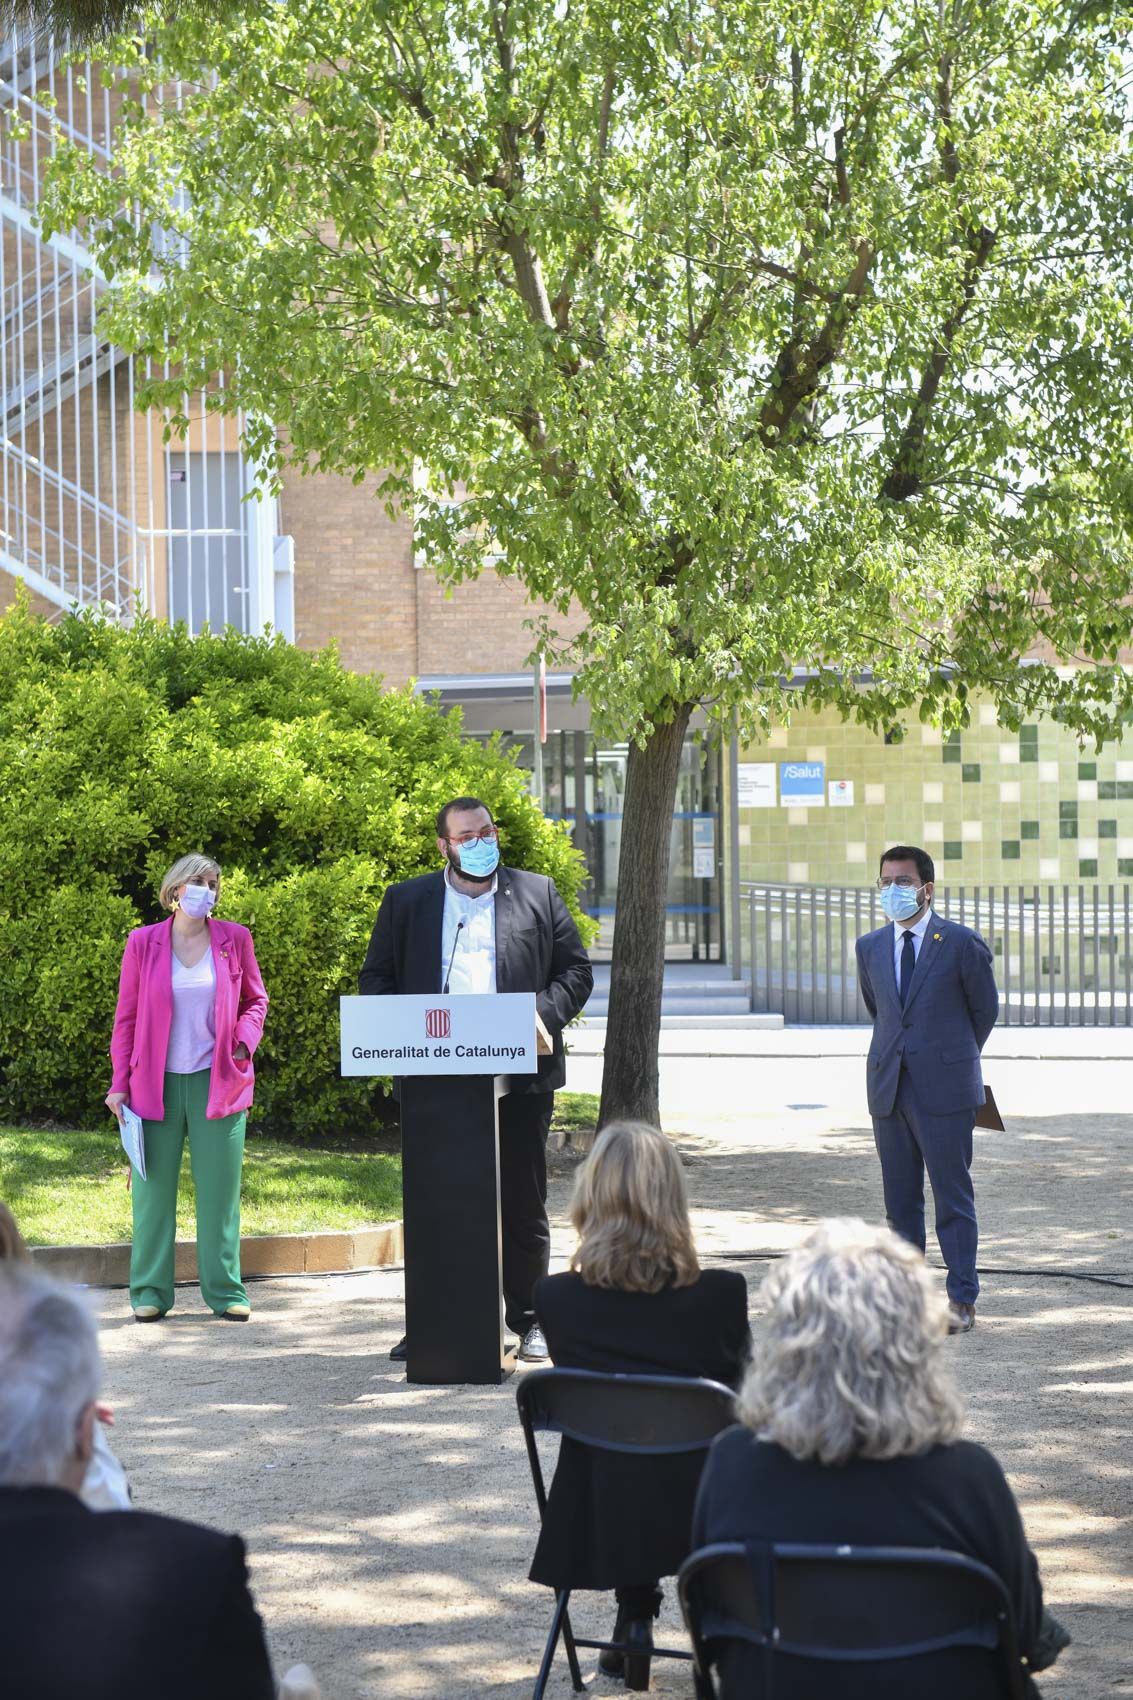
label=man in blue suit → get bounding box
[855,845,999,1333]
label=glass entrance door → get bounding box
[540,731,724,961]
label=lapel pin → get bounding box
[933,932,941,941]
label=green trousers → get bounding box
[130,1068,248,1315]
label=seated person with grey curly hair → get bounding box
[0,1261,276,1700]
[692,1219,1068,1699]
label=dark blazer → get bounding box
[0,1486,275,1700]
[529,1268,751,1590]
[691,1429,1045,1700]
[358,865,592,1094]
[855,913,998,1117]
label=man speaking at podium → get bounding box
[359,796,593,1364]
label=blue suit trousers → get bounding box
[872,1069,979,1305]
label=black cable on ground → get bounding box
[698,1249,1133,1288]
[91,1260,1133,1293]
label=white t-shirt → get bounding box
[167,948,216,1075]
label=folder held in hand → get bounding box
[974,1086,1004,1132]
[118,1104,147,1179]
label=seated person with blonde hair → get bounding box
[532,1121,751,1690]
[693,1218,1069,1698]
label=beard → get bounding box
[445,845,494,886]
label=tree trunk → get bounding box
[598,704,693,1131]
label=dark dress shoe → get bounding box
[599,1612,653,1688]
[947,1302,976,1334]
[623,1615,654,1691]
[389,1335,408,1361]
[517,1324,549,1362]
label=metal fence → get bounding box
[742,881,1133,1025]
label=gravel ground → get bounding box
[94,1066,1132,1700]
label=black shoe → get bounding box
[599,1614,653,1688]
[518,1324,549,1363]
[389,1335,408,1361]
[598,1634,624,1675]
[624,1614,654,1691]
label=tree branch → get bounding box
[879,224,997,500]
[551,65,616,332]
[881,21,996,501]
[756,124,874,447]
[757,235,874,448]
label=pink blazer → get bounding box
[109,918,269,1122]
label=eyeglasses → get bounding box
[877,876,922,890]
[446,828,499,847]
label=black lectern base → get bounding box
[400,1074,508,1385]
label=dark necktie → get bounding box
[899,929,916,1006]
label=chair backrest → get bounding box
[516,1368,736,1515]
[678,1541,1026,1700]
[518,1367,736,1453]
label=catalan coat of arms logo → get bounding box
[425,1008,451,1039]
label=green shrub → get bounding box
[0,591,592,1137]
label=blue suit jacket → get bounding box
[855,913,999,1118]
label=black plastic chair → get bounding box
[517,1367,737,1699]
[678,1540,1027,1700]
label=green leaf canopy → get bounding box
[36,0,1133,743]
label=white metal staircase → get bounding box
[0,31,294,635]
[0,34,138,616]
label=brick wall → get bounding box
[281,467,589,683]
[281,468,419,681]
[414,565,588,677]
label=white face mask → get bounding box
[880,883,924,923]
[178,883,216,918]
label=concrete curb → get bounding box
[29,1222,404,1288]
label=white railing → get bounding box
[0,29,278,632]
[742,881,1133,1026]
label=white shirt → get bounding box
[167,947,216,1074]
[892,906,934,981]
[440,865,497,994]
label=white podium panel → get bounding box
[341,992,538,1076]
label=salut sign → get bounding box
[780,760,825,805]
[340,992,538,1077]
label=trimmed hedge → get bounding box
[0,593,592,1137]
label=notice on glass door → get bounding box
[736,762,776,808]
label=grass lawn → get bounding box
[1,1127,402,1247]
[0,1093,596,1247]
[550,1090,598,1141]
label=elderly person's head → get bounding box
[0,1263,100,1492]
[570,1121,699,1293]
[737,1218,963,1466]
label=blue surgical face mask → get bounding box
[880,883,924,923]
[455,836,500,879]
[179,882,217,918]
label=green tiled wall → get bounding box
[739,698,1133,887]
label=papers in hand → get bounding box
[118,1104,146,1179]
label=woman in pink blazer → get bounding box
[106,853,268,1322]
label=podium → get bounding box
[341,992,539,1385]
